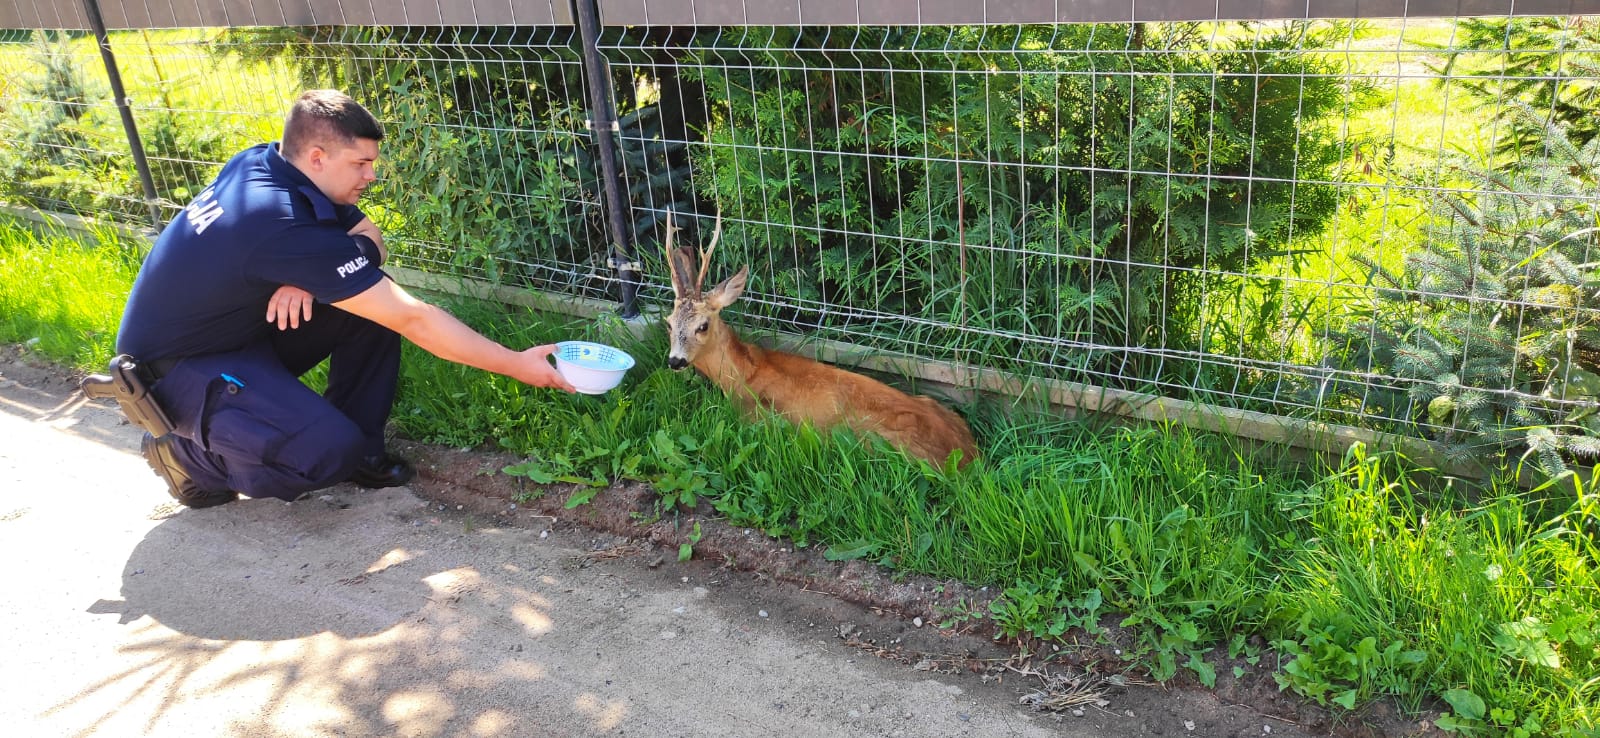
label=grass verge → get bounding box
[0,218,140,368]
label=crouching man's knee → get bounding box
[224,418,367,501]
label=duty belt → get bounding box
[138,356,182,383]
[80,354,178,437]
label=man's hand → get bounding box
[266,285,314,330]
[519,344,578,393]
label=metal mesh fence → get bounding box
[3,10,1600,466]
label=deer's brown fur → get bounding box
[664,213,978,469]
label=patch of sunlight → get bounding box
[366,547,416,574]
[574,693,627,731]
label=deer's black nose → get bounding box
[667,356,688,370]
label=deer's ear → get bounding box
[668,245,699,298]
[706,265,749,310]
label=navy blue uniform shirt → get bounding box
[117,142,385,360]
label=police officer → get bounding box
[116,90,576,508]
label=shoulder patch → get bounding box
[336,255,371,279]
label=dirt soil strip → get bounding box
[0,345,1423,737]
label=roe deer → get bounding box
[663,212,978,469]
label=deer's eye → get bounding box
[696,322,709,334]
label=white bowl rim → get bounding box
[555,340,636,370]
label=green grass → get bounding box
[0,218,140,368]
[2,216,1597,735]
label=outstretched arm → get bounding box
[333,276,576,392]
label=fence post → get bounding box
[572,0,641,319]
[79,0,163,231]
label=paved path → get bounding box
[0,358,1086,738]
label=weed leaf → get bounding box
[825,540,881,561]
[502,461,555,484]
[1442,689,1487,721]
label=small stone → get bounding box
[1263,726,1273,735]
[758,610,769,618]
[540,530,549,538]
[1185,721,1196,731]
[1072,709,1085,717]
[912,617,924,627]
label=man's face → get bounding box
[305,137,379,206]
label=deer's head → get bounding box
[664,211,747,371]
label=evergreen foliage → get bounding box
[1330,110,1600,476]
[120,30,241,214]
[1441,16,1600,160]
[0,32,108,215]
[0,32,241,222]
[681,23,1366,390]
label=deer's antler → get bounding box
[664,209,724,298]
[665,209,694,298]
[697,211,723,291]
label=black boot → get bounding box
[141,432,238,509]
[349,451,415,488]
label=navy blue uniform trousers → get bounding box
[149,307,401,501]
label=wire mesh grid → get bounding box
[608,20,1600,440]
[2,12,1599,456]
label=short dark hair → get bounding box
[280,90,384,161]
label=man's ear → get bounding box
[303,145,328,172]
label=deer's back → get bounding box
[743,347,978,468]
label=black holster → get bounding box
[80,354,176,437]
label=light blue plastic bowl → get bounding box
[554,341,636,394]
